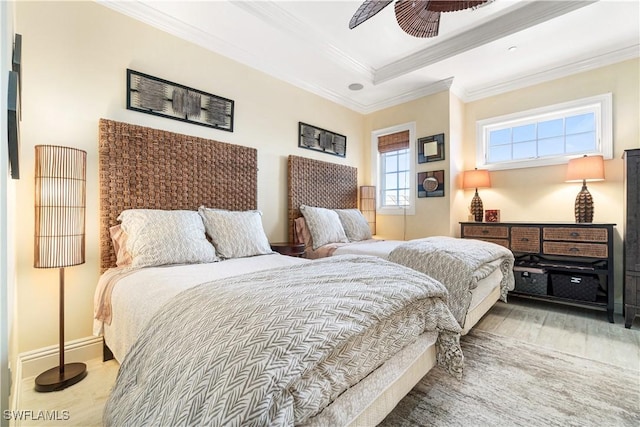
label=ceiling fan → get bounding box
[349,0,492,38]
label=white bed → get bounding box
[287,155,514,335]
[96,119,463,426]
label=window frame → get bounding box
[370,122,416,216]
[476,93,612,170]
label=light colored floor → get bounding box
[13,299,640,427]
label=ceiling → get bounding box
[100,0,640,114]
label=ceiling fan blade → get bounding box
[426,1,491,13]
[395,0,441,38]
[349,0,394,29]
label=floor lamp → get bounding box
[34,145,87,392]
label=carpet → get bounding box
[380,329,640,426]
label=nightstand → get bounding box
[270,242,305,257]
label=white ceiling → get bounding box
[100,0,640,114]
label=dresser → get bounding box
[460,222,616,322]
[624,149,640,328]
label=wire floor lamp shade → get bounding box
[34,145,86,269]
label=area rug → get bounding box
[380,329,639,426]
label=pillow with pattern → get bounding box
[299,205,348,250]
[334,209,372,242]
[198,207,273,259]
[118,209,217,268]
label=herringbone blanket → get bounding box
[388,237,515,328]
[104,255,462,426]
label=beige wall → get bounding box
[461,59,640,307]
[364,90,453,240]
[13,1,365,354]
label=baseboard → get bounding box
[10,336,102,427]
[17,336,103,380]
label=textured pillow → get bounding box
[334,209,373,242]
[118,209,217,268]
[299,205,348,250]
[198,207,273,259]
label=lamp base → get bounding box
[575,184,594,223]
[35,362,87,393]
[471,190,484,222]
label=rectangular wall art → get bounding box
[127,69,234,132]
[298,122,347,157]
[417,170,445,197]
[417,133,445,164]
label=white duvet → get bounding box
[93,253,307,362]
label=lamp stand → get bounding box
[470,188,484,222]
[574,179,594,223]
[35,268,87,392]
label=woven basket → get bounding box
[514,270,548,295]
[550,273,599,302]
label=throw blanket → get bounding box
[104,255,462,426]
[388,237,515,327]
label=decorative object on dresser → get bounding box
[565,154,605,223]
[126,69,234,132]
[417,133,445,163]
[298,122,347,157]
[269,242,305,257]
[359,185,376,235]
[418,170,445,198]
[624,149,640,328]
[484,209,500,223]
[460,221,616,322]
[462,168,491,222]
[34,145,88,392]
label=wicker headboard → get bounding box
[99,118,257,271]
[287,155,358,242]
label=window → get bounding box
[371,123,416,215]
[476,93,612,170]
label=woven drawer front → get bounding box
[463,225,508,238]
[543,242,608,258]
[510,227,540,253]
[543,227,608,242]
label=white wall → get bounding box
[1,1,18,424]
[13,1,365,355]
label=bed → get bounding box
[94,119,464,426]
[287,155,515,334]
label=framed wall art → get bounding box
[298,122,346,157]
[8,33,22,179]
[417,133,445,164]
[417,170,445,197]
[127,69,234,132]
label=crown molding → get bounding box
[358,77,455,114]
[374,0,598,84]
[231,1,373,79]
[460,44,640,102]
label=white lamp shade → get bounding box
[34,145,87,268]
[566,155,605,182]
[462,169,491,189]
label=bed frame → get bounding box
[99,118,257,272]
[98,125,440,426]
[287,155,358,242]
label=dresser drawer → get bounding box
[510,227,540,253]
[462,225,508,239]
[543,227,608,242]
[543,242,608,258]
[477,238,510,249]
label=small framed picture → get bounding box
[417,170,445,198]
[417,133,445,164]
[485,209,500,222]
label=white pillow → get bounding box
[299,205,348,250]
[118,209,217,268]
[198,207,273,259]
[334,209,372,242]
